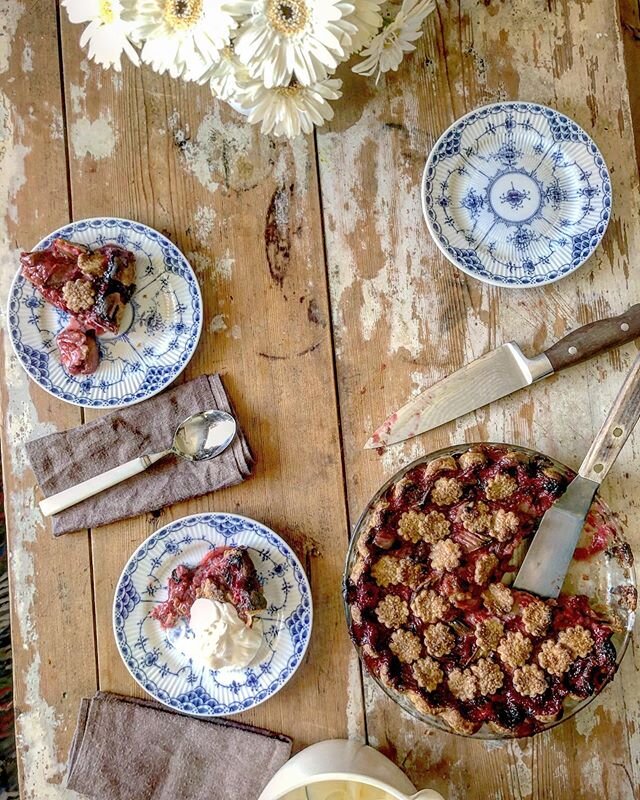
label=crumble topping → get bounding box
[391,476,414,503]
[62,279,95,312]
[513,664,548,697]
[558,626,595,658]
[405,689,438,717]
[440,708,478,735]
[485,473,518,501]
[471,658,504,696]
[399,558,426,589]
[522,600,551,637]
[497,631,532,669]
[537,640,573,676]
[371,555,403,587]
[474,552,498,585]
[389,629,422,664]
[482,582,514,615]
[375,595,409,629]
[458,449,487,470]
[430,538,462,572]
[398,511,428,543]
[448,668,478,701]
[490,509,520,542]
[411,588,449,624]
[459,501,491,534]
[423,622,455,658]
[424,456,457,477]
[422,510,451,543]
[475,617,504,652]
[77,251,106,277]
[412,656,444,692]
[431,477,463,506]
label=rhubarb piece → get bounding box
[21,237,136,334]
[56,319,99,375]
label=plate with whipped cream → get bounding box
[113,513,312,716]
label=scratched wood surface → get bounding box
[1,1,639,798]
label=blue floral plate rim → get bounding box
[421,101,612,288]
[8,216,203,409]
[112,512,313,717]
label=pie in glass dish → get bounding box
[344,444,636,737]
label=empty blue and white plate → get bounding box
[8,217,202,408]
[113,513,313,717]
[422,102,612,287]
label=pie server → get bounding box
[365,305,640,449]
[513,349,640,597]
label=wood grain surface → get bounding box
[1,1,639,798]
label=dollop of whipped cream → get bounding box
[181,598,262,670]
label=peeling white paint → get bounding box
[193,205,215,243]
[229,324,241,339]
[507,743,533,798]
[167,107,252,194]
[0,1,24,74]
[69,83,85,116]
[49,108,64,141]
[209,313,227,333]
[214,249,234,280]
[185,250,211,274]
[345,650,365,742]
[0,83,77,797]
[70,115,116,160]
[21,39,32,73]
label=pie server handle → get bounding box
[578,347,640,483]
[38,449,170,517]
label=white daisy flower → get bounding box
[188,47,251,101]
[230,0,355,87]
[122,0,236,79]
[238,77,342,137]
[62,0,140,71]
[341,0,383,57]
[352,0,435,80]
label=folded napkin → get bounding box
[66,692,292,800]
[26,374,253,535]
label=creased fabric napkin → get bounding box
[66,692,292,800]
[26,374,253,535]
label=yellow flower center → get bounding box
[163,0,203,30]
[99,0,115,24]
[266,0,309,36]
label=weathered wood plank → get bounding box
[0,2,98,797]
[319,1,640,797]
[57,13,365,749]
[621,0,640,170]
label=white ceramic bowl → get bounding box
[258,740,444,800]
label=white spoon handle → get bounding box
[39,450,169,517]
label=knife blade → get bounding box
[513,348,640,597]
[365,305,640,449]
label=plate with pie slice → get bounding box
[7,217,202,408]
[344,443,636,739]
[113,513,313,716]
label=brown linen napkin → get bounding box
[26,374,253,535]
[66,691,292,800]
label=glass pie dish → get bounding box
[343,443,636,739]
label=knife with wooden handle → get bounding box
[513,349,640,597]
[366,305,640,449]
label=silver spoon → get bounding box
[39,409,237,517]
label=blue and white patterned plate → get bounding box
[113,513,313,717]
[422,102,612,287]
[8,217,202,408]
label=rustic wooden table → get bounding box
[2,1,640,798]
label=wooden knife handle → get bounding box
[579,350,640,483]
[544,304,640,372]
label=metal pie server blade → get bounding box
[365,343,553,449]
[511,475,599,598]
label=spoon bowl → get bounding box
[173,410,237,461]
